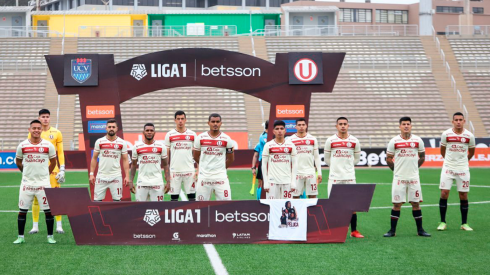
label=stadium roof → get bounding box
[0,6,34,13]
[31,10,281,15]
[282,6,339,12]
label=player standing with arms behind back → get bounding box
[14,120,57,244]
[193,113,234,201]
[438,112,475,231]
[89,119,130,201]
[29,109,66,234]
[165,111,198,201]
[324,117,363,238]
[384,117,430,237]
[262,120,298,199]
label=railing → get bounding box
[460,57,490,68]
[256,24,419,37]
[446,25,490,37]
[341,56,431,69]
[441,49,446,64]
[456,89,463,109]
[435,36,441,52]
[78,25,237,37]
[0,26,77,38]
[470,121,476,134]
[446,61,451,78]
[0,60,47,72]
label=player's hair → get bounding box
[38,109,50,116]
[264,120,269,130]
[399,117,412,124]
[143,123,155,130]
[273,120,286,128]
[208,113,221,122]
[296,118,307,125]
[453,112,464,119]
[336,117,348,123]
[30,119,42,126]
[107,119,118,126]
[174,110,186,119]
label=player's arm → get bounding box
[418,140,425,168]
[49,157,57,174]
[386,154,395,171]
[122,153,130,186]
[89,151,99,185]
[468,136,476,161]
[251,151,259,176]
[55,131,66,183]
[129,159,137,193]
[324,139,331,166]
[440,145,446,159]
[354,141,361,165]
[48,143,57,175]
[16,158,23,172]
[162,157,171,193]
[261,154,269,193]
[314,139,322,183]
[15,144,23,172]
[440,132,447,159]
[226,148,234,169]
[193,135,201,164]
[290,146,298,192]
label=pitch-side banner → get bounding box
[45,184,374,245]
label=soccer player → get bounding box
[165,111,198,201]
[89,119,130,201]
[130,123,170,201]
[251,120,268,199]
[29,109,66,234]
[384,117,430,237]
[289,118,322,199]
[14,120,57,244]
[193,113,234,201]
[438,112,476,231]
[262,120,298,199]
[324,117,363,238]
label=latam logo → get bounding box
[276,105,305,118]
[293,58,318,82]
[86,106,115,119]
[288,53,323,85]
[88,120,107,133]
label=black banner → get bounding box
[288,52,324,85]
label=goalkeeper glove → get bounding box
[56,165,66,184]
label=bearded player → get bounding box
[28,109,66,235]
[262,120,298,199]
[165,111,198,201]
[14,120,57,244]
[130,123,170,201]
[438,112,476,231]
[89,119,130,201]
[193,113,235,201]
[324,117,363,238]
[384,117,430,237]
[288,118,322,199]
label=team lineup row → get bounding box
[13,110,475,244]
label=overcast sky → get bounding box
[318,0,420,4]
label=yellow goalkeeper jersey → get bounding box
[28,126,65,171]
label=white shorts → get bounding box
[293,174,318,197]
[196,178,231,201]
[440,167,470,193]
[392,178,423,203]
[267,183,292,200]
[170,172,196,195]
[94,176,123,201]
[327,179,356,198]
[19,185,50,210]
[136,185,164,202]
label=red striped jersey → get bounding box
[440,128,475,170]
[194,131,234,179]
[132,140,167,186]
[262,139,297,186]
[387,134,425,179]
[324,134,360,180]
[94,136,128,178]
[288,133,320,176]
[164,129,197,173]
[16,139,56,186]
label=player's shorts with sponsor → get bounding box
[33,173,59,206]
[294,174,318,197]
[440,167,470,192]
[136,184,164,202]
[327,179,356,198]
[169,172,196,195]
[196,178,231,201]
[19,184,51,210]
[94,176,123,201]
[267,183,292,200]
[392,178,423,203]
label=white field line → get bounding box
[370,200,490,209]
[179,190,228,275]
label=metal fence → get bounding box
[258,25,419,37]
[342,56,431,69]
[446,25,490,37]
[0,26,76,38]
[459,57,490,69]
[77,25,237,37]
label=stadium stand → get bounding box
[448,38,490,67]
[0,38,50,70]
[462,70,490,134]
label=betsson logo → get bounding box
[276,105,305,118]
[86,106,115,119]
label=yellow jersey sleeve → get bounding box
[56,130,65,166]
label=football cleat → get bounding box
[29,228,39,234]
[383,230,396,237]
[13,237,25,244]
[437,222,447,231]
[417,230,431,237]
[461,224,473,231]
[56,228,65,234]
[47,236,57,244]
[350,230,365,238]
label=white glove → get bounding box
[56,166,66,184]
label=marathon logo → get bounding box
[284,120,297,133]
[88,120,107,133]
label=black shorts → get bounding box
[256,160,263,180]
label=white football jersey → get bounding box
[288,133,321,176]
[262,139,298,186]
[194,131,234,179]
[324,134,360,180]
[16,139,57,186]
[441,128,475,170]
[132,140,167,186]
[94,136,128,178]
[387,135,425,180]
[165,129,197,173]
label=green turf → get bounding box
[0,168,489,274]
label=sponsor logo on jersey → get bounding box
[130,64,147,81]
[276,105,305,118]
[71,58,92,84]
[88,120,107,133]
[49,134,54,139]
[152,147,158,153]
[39,147,44,153]
[86,106,115,118]
[143,209,161,226]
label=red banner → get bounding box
[423,148,490,167]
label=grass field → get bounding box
[0,168,489,274]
